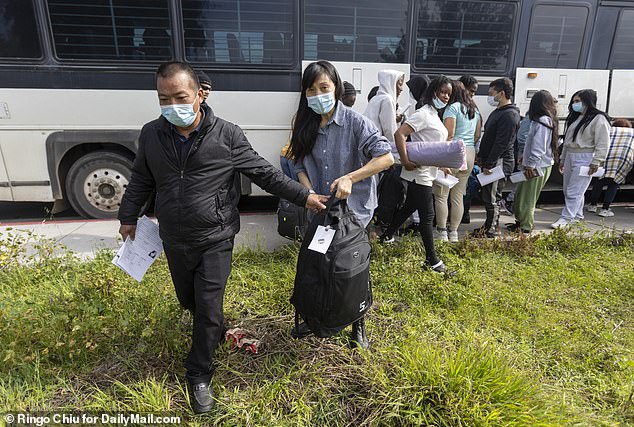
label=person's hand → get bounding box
[559,163,564,174]
[441,167,453,176]
[523,167,537,179]
[482,168,492,175]
[305,193,328,213]
[119,224,137,241]
[330,175,353,199]
[403,160,417,171]
[588,164,598,175]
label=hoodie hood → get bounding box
[377,70,405,103]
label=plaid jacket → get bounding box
[605,127,634,184]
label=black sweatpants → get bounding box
[385,179,440,266]
[163,238,234,384]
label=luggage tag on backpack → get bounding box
[307,225,336,254]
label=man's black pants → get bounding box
[163,238,234,384]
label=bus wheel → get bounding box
[65,151,133,219]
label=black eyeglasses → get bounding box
[201,85,212,91]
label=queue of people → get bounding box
[118,59,633,414]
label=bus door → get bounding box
[514,67,609,120]
[0,103,14,201]
[303,61,411,116]
[608,70,634,120]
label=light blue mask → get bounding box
[161,94,199,127]
[307,92,336,115]
[433,96,447,109]
[571,101,584,113]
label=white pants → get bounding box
[561,152,594,221]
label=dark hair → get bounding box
[612,118,633,128]
[289,61,344,161]
[406,75,430,109]
[565,89,611,142]
[459,75,478,91]
[367,85,379,102]
[197,71,211,87]
[422,75,452,108]
[343,81,356,97]
[489,77,514,100]
[449,80,477,120]
[156,61,199,90]
[528,90,560,163]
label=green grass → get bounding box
[0,227,633,426]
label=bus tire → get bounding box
[65,151,134,219]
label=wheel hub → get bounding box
[83,168,129,212]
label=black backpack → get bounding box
[277,198,309,241]
[290,196,373,338]
[374,168,405,227]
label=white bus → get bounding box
[1,0,633,218]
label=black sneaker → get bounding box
[506,223,531,234]
[290,321,312,339]
[188,381,214,414]
[378,233,395,244]
[423,261,457,276]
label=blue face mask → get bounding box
[161,94,199,127]
[307,92,336,115]
[432,96,447,109]
[571,101,584,113]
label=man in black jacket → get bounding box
[473,77,520,237]
[118,62,327,414]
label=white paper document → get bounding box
[434,169,460,189]
[307,225,336,254]
[112,216,163,282]
[579,166,605,178]
[476,165,505,186]
[509,168,544,184]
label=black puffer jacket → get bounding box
[118,104,309,251]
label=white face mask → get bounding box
[432,96,447,109]
[487,94,499,107]
[161,93,199,127]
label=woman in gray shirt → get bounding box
[288,60,394,349]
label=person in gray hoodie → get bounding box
[508,90,559,233]
[472,77,520,237]
[551,89,610,228]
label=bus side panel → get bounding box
[0,146,12,201]
[608,70,634,119]
[514,67,609,118]
[1,131,54,201]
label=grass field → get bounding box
[0,227,633,426]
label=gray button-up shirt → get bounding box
[294,104,391,227]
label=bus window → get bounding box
[524,4,589,68]
[304,0,409,63]
[0,0,42,59]
[609,9,634,69]
[182,0,294,65]
[47,0,172,61]
[414,0,516,71]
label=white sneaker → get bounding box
[597,209,614,218]
[435,229,448,242]
[550,218,570,229]
[586,204,598,213]
[448,230,459,243]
